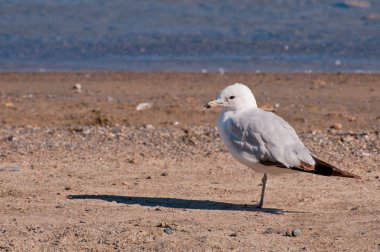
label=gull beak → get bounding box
[203,99,223,110]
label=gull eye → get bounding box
[229,96,236,99]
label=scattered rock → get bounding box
[145,176,152,179]
[163,227,174,235]
[161,172,168,176]
[361,152,371,157]
[73,83,82,93]
[107,96,114,103]
[136,102,153,111]
[0,165,21,172]
[229,233,237,237]
[264,228,283,234]
[341,135,354,143]
[330,123,343,130]
[145,124,155,130]
[292,229,301,237]
[74,126,91,135]
[64,186,71,191]
[284,229,301,237]
[81,127,91,135]
[5,101,14,108]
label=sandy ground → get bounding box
[0,72,379,251]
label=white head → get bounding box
[204,83,257,112]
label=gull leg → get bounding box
[257,173,267,208]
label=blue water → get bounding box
[1,0,380,72]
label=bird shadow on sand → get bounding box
[67,195,303,215]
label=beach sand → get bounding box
[0,72,379,251]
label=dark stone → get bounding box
[164,227,174,235]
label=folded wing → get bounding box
[226,109,360,178]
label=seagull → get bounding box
[204,83,360,208]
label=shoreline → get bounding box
[1,72,379,130]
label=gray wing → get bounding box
[226,109,315,168]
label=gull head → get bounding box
[204,83,257,111]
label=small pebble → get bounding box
[161,172,168,176]
[5,136,17,142]
[0,165,21,171]
[64,186,71,191]
[229,233,237,237]
[73,83,82,93]
[292,229,301,237]
[330,123,343,130]
[145,176,152,179]
[145,124,155,130]
[136,102,153,111]
[164,227,174,235]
